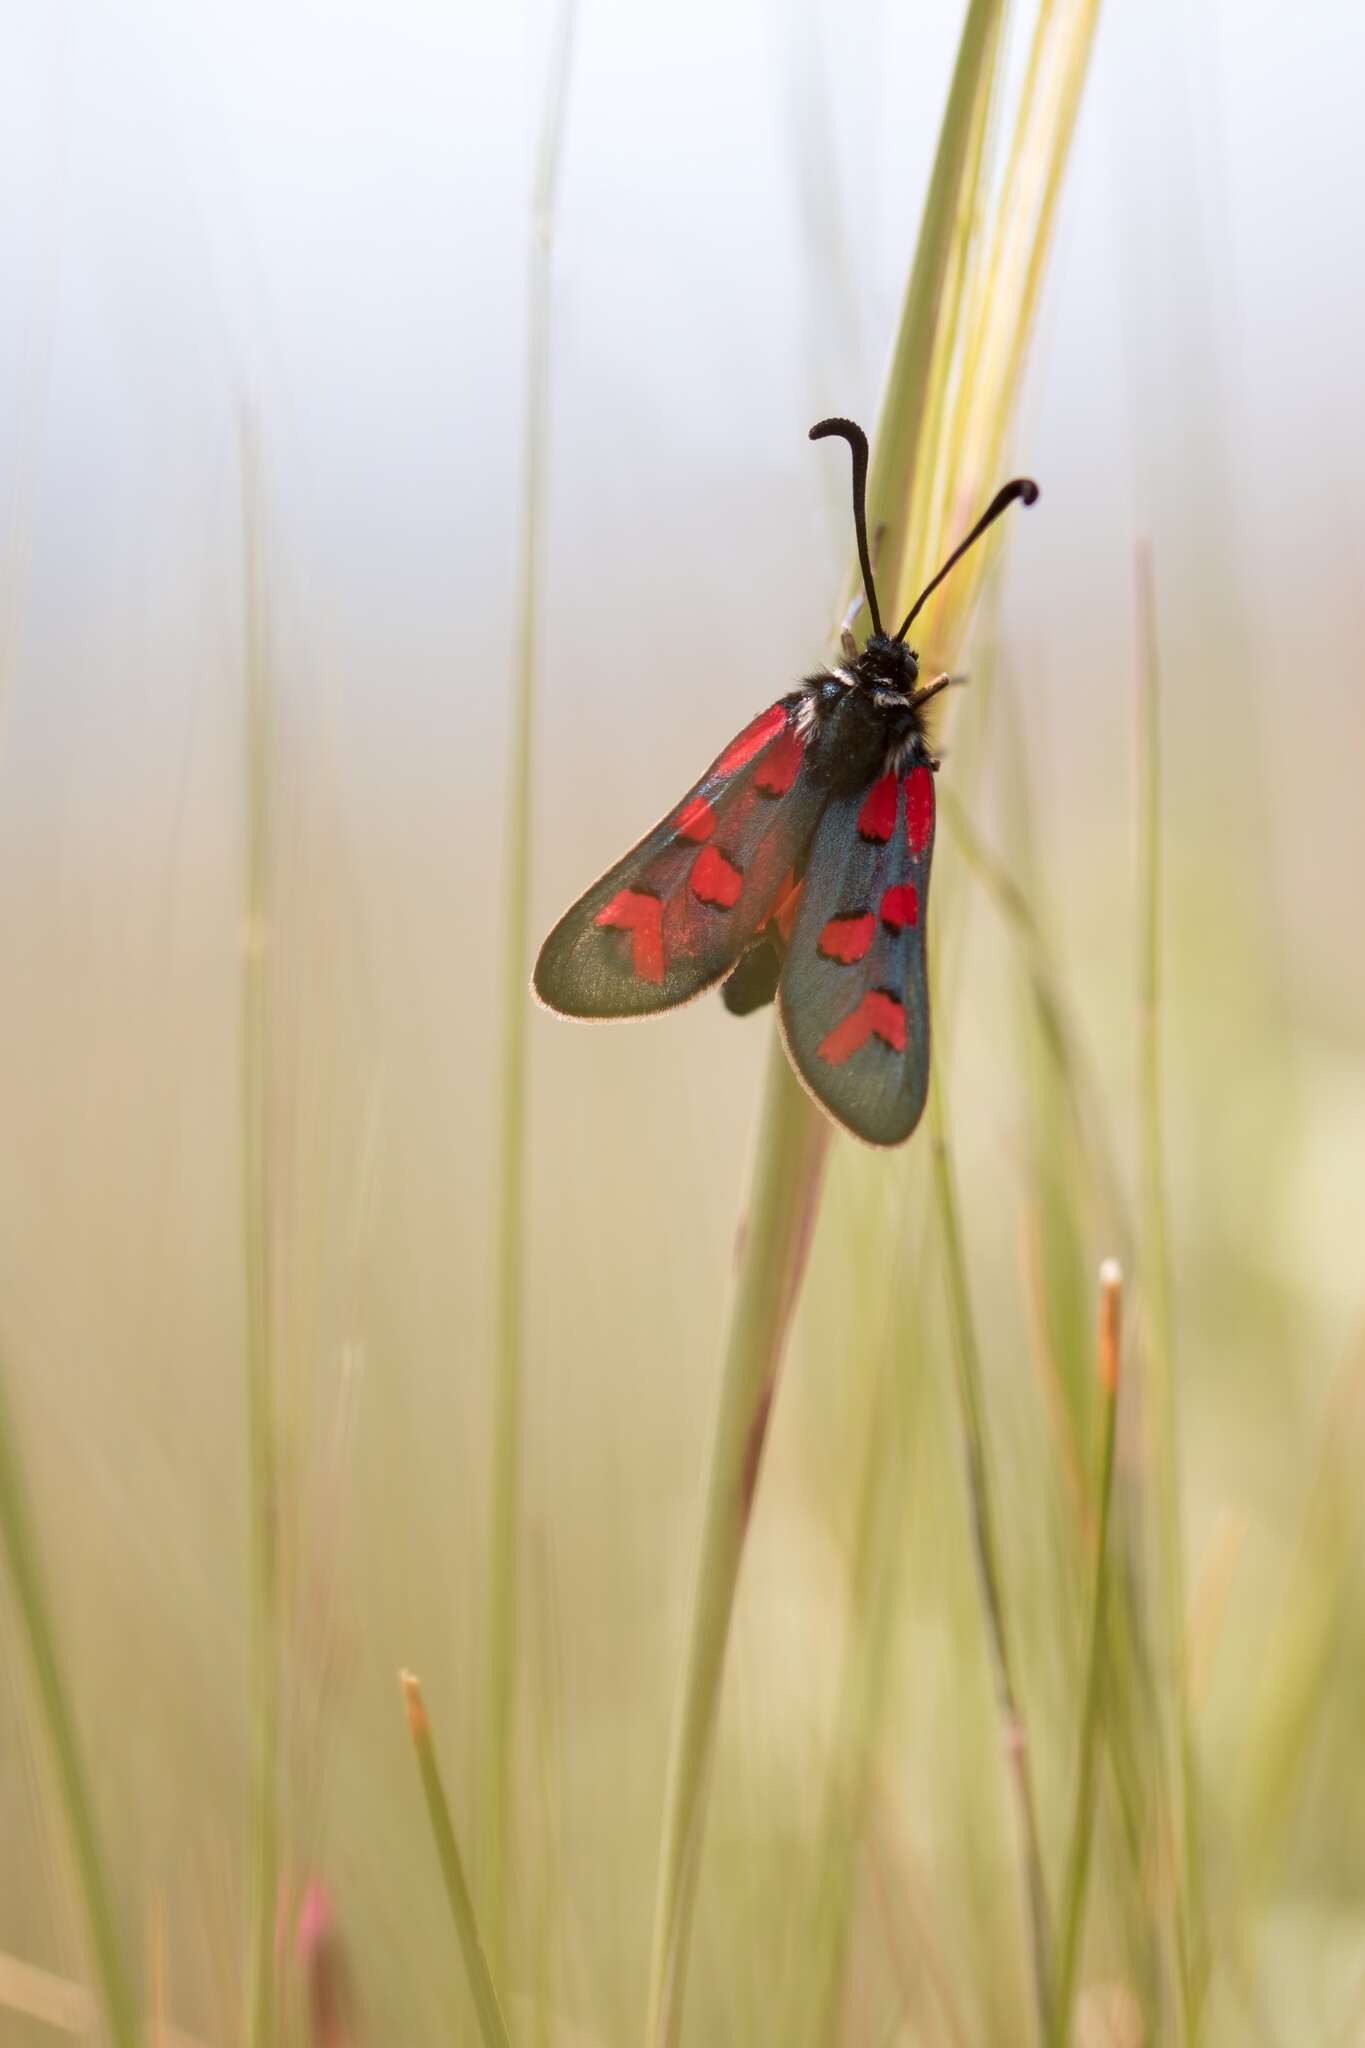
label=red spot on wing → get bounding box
[676,796,715,842]
[879,883,919,931]
[690,845,743,908]
[858,774,897,842]
[754,728,804,796]
[595,890,664,983]
[714,705,787,778]
[818,989,906,1065]
[818,913,875,964]
[905,766,934,853]
[772,872,803,945]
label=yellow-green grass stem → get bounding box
[486,0,578,1967]
[784,0,1104,2012]
[898,0,1006,614]
[642,8,1007,2042]
[788,639,1003,2048]
[403,1674,513,2048]
[644,1036,830,2047]
[939,785,1126,1262]
[929,1070,1054,2041]
[790,1323,914,2048]
[861,0,1009,634]
[0,1356,142,2048]
[1052,1260,1124,2045]
[240,415,281,2048]
[920,0,1101,665]
[1136,543,1202,2035]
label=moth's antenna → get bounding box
[810,418,883,640]
[894,478,1039,643]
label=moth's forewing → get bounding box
[534,702,828,1018]
[778,763,934,1146]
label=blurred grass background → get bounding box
[2,1,1365,2043]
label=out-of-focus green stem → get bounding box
[929,1074,1053,2041]
[642,14,1007,2043]
[901,0,1004,608]
[939,785,1125,1249]
[791,644,1003,2048]
[864,0,1009,632]
[925,0,1101,662]
[1135,542,1201,2037]
[485,0,577,1971]
[785,1319,904,2048]
[240,416,280,2048]
[644,1036,830,2048]
[403,1674,513,2048]
[1052,1261,1123,2044]
[0,1357,141,2048]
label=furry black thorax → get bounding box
[791,633,936,796]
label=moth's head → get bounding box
[857,633,919,691]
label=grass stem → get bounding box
[240,414,281,2048]
[644,1036,829,2048]
[643,13,1006,2038]
[402,1674,513,2048]
[1135,543,1202,2035]
[929,1074,1053,2042]
[1052,1260,1124,2043]
[485,0,578,1967]
[0,1358,141,2048]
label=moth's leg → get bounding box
[911,671,954,710]
[840,585,866,660]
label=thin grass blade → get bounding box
[240,411,282,2048]
[402,1674,513,2048]
[0,1356,142,2048]
[641,12,1009,2041]
[1136,542,1203,2035]
[1053,1261,1125,2043]
[486,0,579,1974]
[929,1072,1055,2039]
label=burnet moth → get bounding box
[534,420,1038,1147]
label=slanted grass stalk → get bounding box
[402,1674,513,2048]
[0,1354,142,2048]
[918,0,1101,664]
[792,1326,913,2048]
[861,0,1009,628]
[786,620,1009,2044]
[241,415,281,2048]
[1136,543,1202,2034]
[644,1036,830,2047]
[900,3,1005,598]
[929,1073,1054,2040]
[1052,1260,1124,2043]
[486,0,578,1969]
[643,9,1008,2040]
[939,784,1126,1256]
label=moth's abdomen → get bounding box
[805,684,898,799]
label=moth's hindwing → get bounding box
[534,701,828,1018]
[720,937,783,1016]
[778,762,935,1146]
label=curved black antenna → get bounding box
[894,478,1039,643]
[810,418,882,640]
